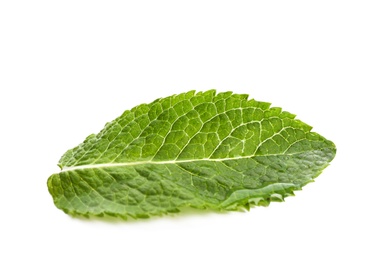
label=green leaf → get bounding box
[47,90,336,219]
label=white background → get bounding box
[1,1,376,259]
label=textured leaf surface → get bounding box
[47,90,336,219]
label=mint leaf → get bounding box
[47,90,336,219]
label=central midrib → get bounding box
[59,151,305,173]
[60,156,249,172]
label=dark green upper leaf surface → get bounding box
[48,90,336,219]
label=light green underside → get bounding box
[47,90,336,219]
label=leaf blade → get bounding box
[48,90,336,219]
